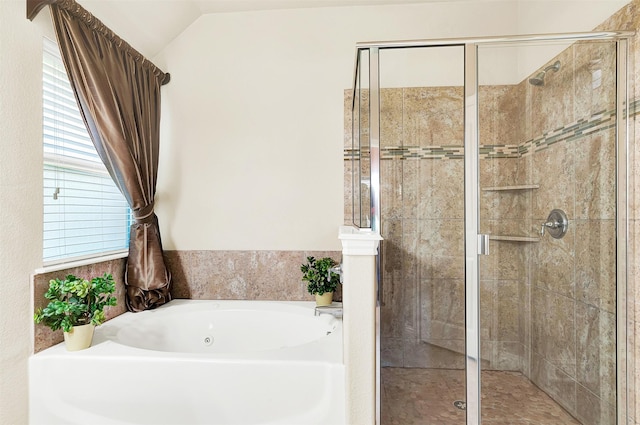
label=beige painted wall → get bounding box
[153,1,524,251]
[0,2,52,423]
[515,0,630,78]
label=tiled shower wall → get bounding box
[376,87,468,369]
[345,86,531,368]
[344,13,631,424]
[521,42,617,424]
[344,85,524,371]
[344,87,467,371]
[484,39,619,423]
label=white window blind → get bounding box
[43,37,131,265]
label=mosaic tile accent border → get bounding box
[480,144,520,158]
[344,146,465,160]
[386,146,465,160]
[344,100,639,161]
[519,107,618,156]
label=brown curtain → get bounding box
[49,0,171,311]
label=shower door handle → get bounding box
[478,234,490,256]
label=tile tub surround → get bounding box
[32,257,127,353]
[165,250,342,302]
[33,250,342,353]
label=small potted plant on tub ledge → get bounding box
[301,256,341,306]
[34,273,117,351]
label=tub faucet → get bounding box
[314,303,343,319]
[329,264,343,283]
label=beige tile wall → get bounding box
[514,10,631,424]
[345,86,520,370]
[165,250,342,302]
[33,258,127,353]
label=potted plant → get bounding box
[301,256,340,306]
[34,273,117,351]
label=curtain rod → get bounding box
[26,0,170,85]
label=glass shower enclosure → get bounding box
[346,31,632,425]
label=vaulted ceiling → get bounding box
[76,0,630,60]
[78,0,447,58]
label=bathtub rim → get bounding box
[31,299,344,365]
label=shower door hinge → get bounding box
[478,234,490,256]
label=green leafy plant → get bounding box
[34,273,117,332]
[301,256,340,296]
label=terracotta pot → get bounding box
[315,291,334,306]
[63,323,95,351]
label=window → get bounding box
[43,38,131,265]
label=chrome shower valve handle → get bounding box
[540,220,558,235]
[540,209,569,239]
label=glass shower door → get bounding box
[376,45,467,425]
[476,39,622,424]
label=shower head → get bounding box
[528,60,561,86]
[528,72,546,86]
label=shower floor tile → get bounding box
[381,368,581,425]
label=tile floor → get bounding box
[381,368,581,424]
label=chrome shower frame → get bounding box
[350,30,633,425]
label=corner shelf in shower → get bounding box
[489,235,540,243]
[481,184,540,242]
[482,184,539,191]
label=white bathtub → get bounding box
[29,300,345,425]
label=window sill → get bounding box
[36,250,128,275]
